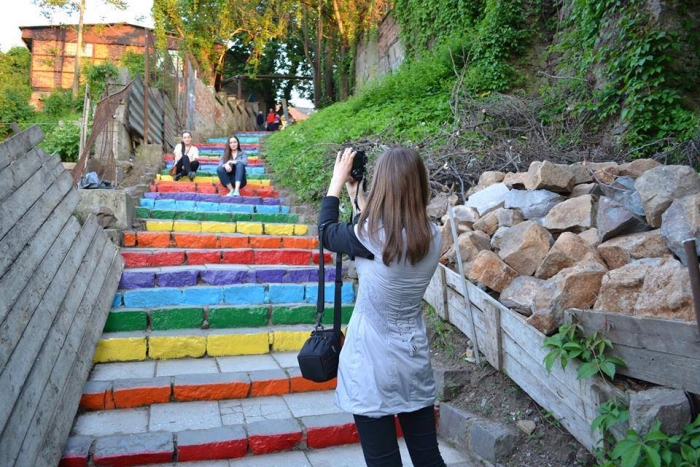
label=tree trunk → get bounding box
[72,0,86,99]
[313,2,323,108]
[324,40,334,103]
[339,45,349,101]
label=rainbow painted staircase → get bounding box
[60,133,363,466]
[60,134,472,467]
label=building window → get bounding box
[65,42,94,57]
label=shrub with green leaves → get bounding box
[83,61,120,99]
[42,122,81,162]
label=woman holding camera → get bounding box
[319,147,445,467]
[216,135,247,196]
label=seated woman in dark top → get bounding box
[216,135,247,196]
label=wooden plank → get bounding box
[13,223,112,465]
[570,309,700,394]
[33,244,124,467]
[0,153,65,241]
[0,171,76,290]
[482,296,502,370]
[0,218,101,465]
[570,309,700,358]
[425,265,447,320]
[0,148,46,204]
[0,217,82,432]
[0,125,44,171]
[0,188,78,324]
[501,335,600,451]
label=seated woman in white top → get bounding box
[172,130,200,181]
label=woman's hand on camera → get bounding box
[327,148,355,198]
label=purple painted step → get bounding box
[143,192,283,205]
[119,266,341,289]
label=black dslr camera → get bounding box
[350,149,367,181]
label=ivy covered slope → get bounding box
[264,0,700,204]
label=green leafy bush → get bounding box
[42,122,81,162]
[83,61,120,99]
[40,89,81,118]
[120,50,145,80]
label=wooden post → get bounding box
[143,28,150,144]
[447,204,481,363]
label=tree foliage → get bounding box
[0,48,35,138]
[153,0,389,107]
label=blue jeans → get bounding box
[216,163,246,188]
[353,405,446,467]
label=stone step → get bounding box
[104,303,354,333]
[63,389,470,466]
[138,199,291,215]
[120,247,324,267]
[112,281,355,309]
[80,352,336,411]
[94,324,345,362]
[136,209,298,225]
[149,183,278,198]
[119,440,472,467]
[121,232,317,249]
[141,219,308,236]
[65,390,360,465]
[142,192,285,205]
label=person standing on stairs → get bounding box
[172,130,200,181]
[217,135,247,196]
[319,147,446,467]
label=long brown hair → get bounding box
[358,147,432,266]
[223,135,241,162]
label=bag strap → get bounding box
[315,224,343,334]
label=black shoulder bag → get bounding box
[297,224,345,382]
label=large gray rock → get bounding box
[660,193,700,266]
[635,165,700,227]
[472,208,502,236]
[500,276,558,316]
[497,221,553,275]
[443,230,492,265]
[465,183,510,216]
[427,193,458,220]
[504,189,566,221]
[629,387,692,436]
[597,175,645,217]
[596,196,651,243]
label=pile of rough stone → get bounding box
[429,160,700,334]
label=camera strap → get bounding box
[315,224,343,334]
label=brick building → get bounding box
[20,22,179,107]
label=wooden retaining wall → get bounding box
[0,126,124,466]
[425,264,608,451]
[425,263,700,451]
